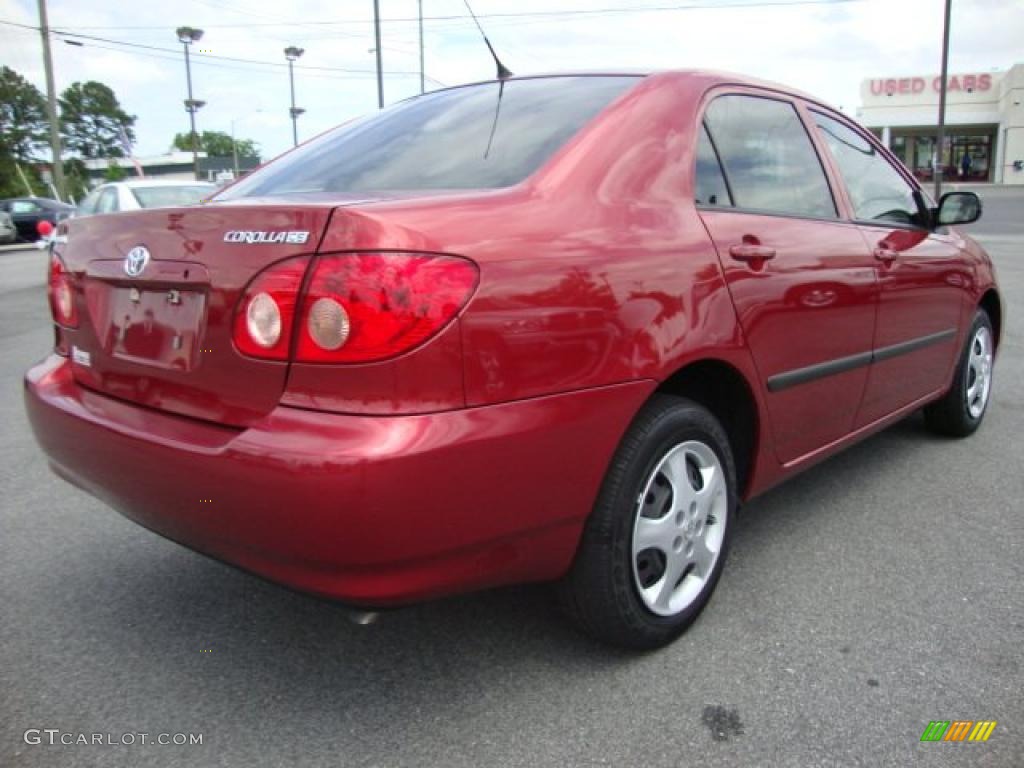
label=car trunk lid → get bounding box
[59,202,334,427]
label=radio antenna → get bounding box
[463,0,513,80]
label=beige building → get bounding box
[857,62,1024,185]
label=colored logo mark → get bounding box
[920,720,997,742]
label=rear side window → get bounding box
[703,95,836,219]
[132,185,212,209]
[97,188,119,214]
[78,188,101,215]
[695,124,732,206]
[812,111,928,228]
[220,76,639,198]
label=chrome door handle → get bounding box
[729,244,776,262]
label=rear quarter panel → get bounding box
[313,74,762,407]
[308,73,775,498]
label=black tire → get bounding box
[924,309,995,437]
[558,394,737,650]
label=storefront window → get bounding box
[913,136,937,181]
[891,129,995,183]
[890,136,909,170]
[951,135,991,181]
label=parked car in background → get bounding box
[76,180,215,217]
[0,210,16,244]
[0,197,75,242]
[25,72,1002,650]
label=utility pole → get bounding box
[373,0,384,108]
[418,0,425,94]
[934,0,952,201]
[37,0,65,200]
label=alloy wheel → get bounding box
[966,325,993,419]
[632,441,728,617]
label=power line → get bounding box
[0,19,423,76]
[0,20,445,84]
[59,29,422,75]
[32,0,864,30]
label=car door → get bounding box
[696,92,879,464]
[9,199,43,240]
[0,210,14,243]
[809,110,966,426]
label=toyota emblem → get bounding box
[124,246,150,277]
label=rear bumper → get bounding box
[25,354,652,606]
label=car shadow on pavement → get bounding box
[37,409,963,734]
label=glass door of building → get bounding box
[951,134,992,181]
[889,127,996,183]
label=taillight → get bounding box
[295,253,478,363]
[232,258,308,360]
[47,253,78,327]
[233,252,478,364]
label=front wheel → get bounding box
[558,395,736,650]
[924,309,995,437]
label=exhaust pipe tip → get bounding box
[347,610,379,626]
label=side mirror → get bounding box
[936,191,982,226]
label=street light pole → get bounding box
[37,0,66,200]
[176,26,205,181]
[373,0,384,108]
[184,42,197,177]
[284,47,305,147]
[934,0,952,202]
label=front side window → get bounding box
[703,95,836,219]
[813,111,927,227]
[220,76,639,199]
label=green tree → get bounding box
[103,159,126,182]
[0,66,49,161]
[59,81,136,159]
[172,130,259,157]
[0,66,50,197]
[63,157,90,202]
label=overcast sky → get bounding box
[2,0,1022,161]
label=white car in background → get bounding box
[76,180,216,217]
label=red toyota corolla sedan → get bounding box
[25,72,1001,649]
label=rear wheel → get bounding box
[559,395,736,649]
[924,309,994,437]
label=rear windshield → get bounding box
[218,76,639,198]
[131,185,213,208]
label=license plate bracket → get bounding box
[94,284,206,372]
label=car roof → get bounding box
[102,180,215,189]
[0,196,74,209]
[423,70,831,111]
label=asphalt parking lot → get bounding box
[2,188,1022,768]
